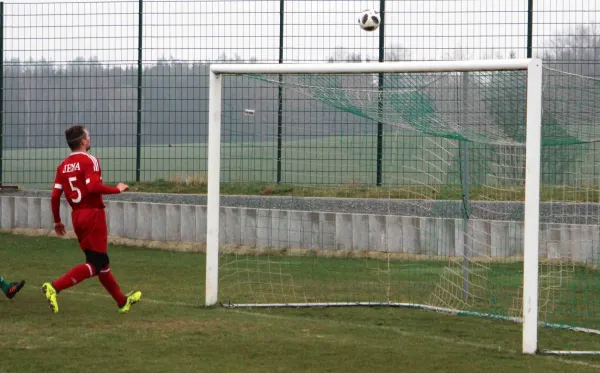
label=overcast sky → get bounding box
[4,0,599,65]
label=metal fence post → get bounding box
[135,0,143,182]
[376,0,386,186]
[0,2,4,188]
[527,0,533,58]
[276,0,285,184]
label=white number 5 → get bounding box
[68,176,82,203]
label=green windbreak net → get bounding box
[247,68,600,145]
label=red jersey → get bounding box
[53,152,108,210]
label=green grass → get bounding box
[4,136,600,202]
[218,250,600,330]
[2,232,600,372]
[2,136,389,188]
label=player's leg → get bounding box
[91,210,142,313]
[49,209,100,292]
[50,261,97,292]
[41,210,98,313]
[97,263,142,313]
[41,260,97,313]
[87,251,126,307]
[96,257,142,313]
[0,273,25,299]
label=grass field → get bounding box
[2,232,600,373]
[2,136,396,188]
[4,135,600,202]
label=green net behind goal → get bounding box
[215,67,600,342]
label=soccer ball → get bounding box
[358,9,380,32]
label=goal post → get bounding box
[522,59,543,355]
[206,70,223,308]
[205,58,568,355]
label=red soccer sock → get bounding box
[98,267,127,307]
[53,263,96,292]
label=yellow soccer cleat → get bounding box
[41,282,59,313]
[118,290,142,314]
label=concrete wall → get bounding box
[1,196,599,263]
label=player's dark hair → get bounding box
[65,125,87,150]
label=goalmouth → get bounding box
[204,58,574,355]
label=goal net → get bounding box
[206,60,600,355]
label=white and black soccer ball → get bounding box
[358,9,380,32]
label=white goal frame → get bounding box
[205,59,543,355]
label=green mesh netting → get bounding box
[248,68,600,146]
[217,67,600,350]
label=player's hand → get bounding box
[116,182,129,192]
[54,222,66,236]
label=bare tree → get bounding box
[384,43,411,61]
[443,44,472,61]
[542,24,600,77]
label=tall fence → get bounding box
[0,0,599,189]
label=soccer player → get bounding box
[42,125,141,314]
[1,275,24,300]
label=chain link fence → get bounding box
[0,0,598,189]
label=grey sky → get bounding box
[4,0,599,65]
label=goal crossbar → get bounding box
[210,59,536,75]
[206,59,544,355]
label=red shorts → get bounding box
[71,208,108,253]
